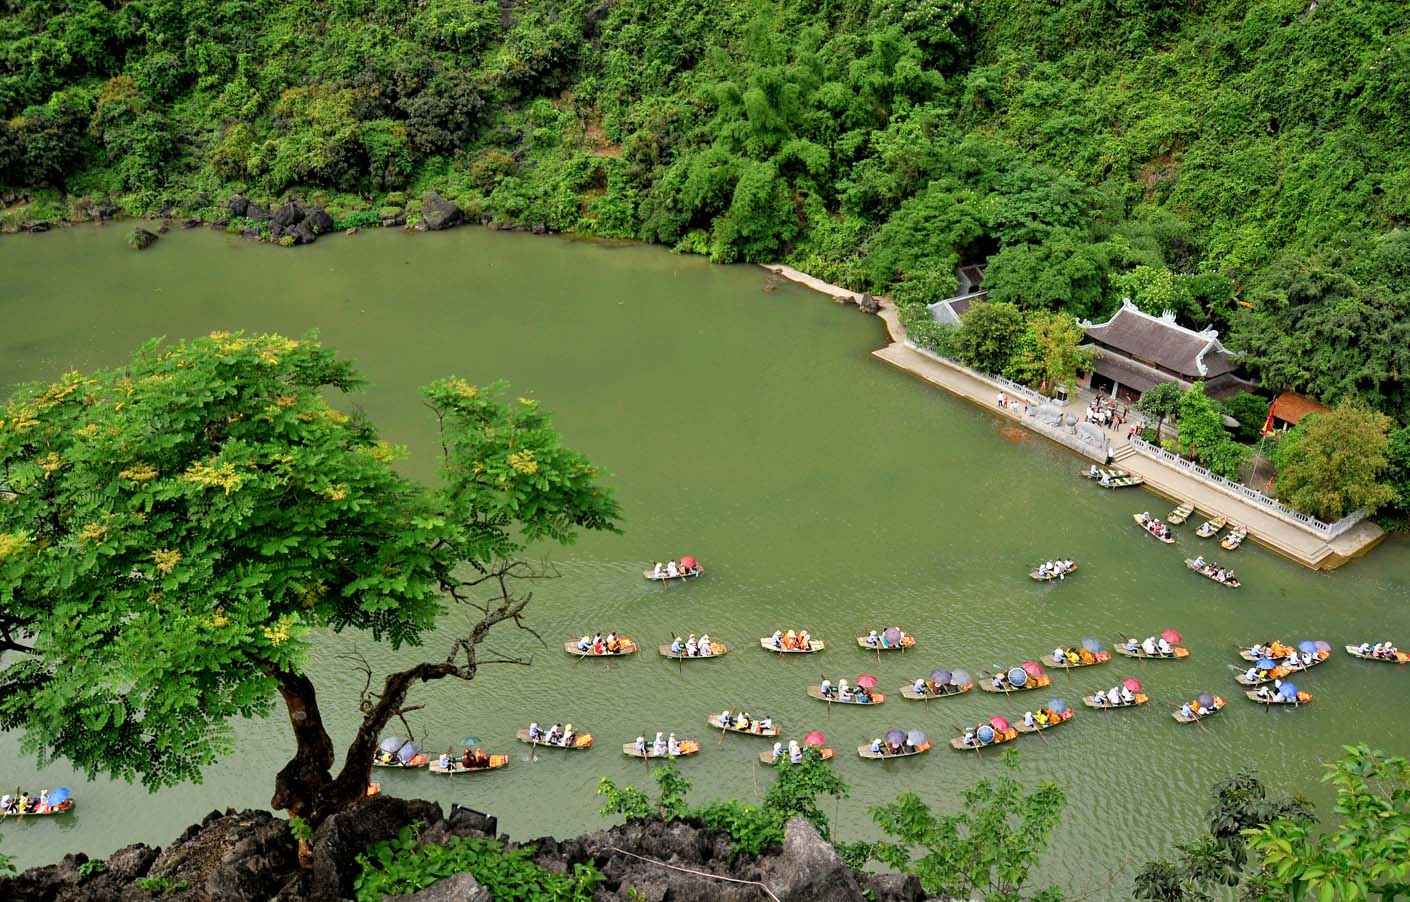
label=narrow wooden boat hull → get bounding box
[1244,690,1311,705]
[515,729,593,750]
[1184,558,1240,587]
[759,747,834,765]
[1081,466,1129,479]
[949,733,1017,750]
[899,684,972,700]
[564,640,637,657]
[1235,655,1327,685]
[621,741,700,758]
[643,569,702,581]
[1167,502,1195,524]
[373,755,428,768]
[978,675,1051,693]
[1112,645,1189,660]
[760,638,825,653]
[806,687,885,705]
[1344,645,1410,663]
[1081,694,1147,708]
[659,643,727,659]
[1172,701,1225,723]
[1099,476,1145,488]
[1030,564,1078,580]
[857,742,931,759]
[1220,526,1247,550]
[1133,514,1175,543]
[1016,716,1072,734]
[0,800,75,817]
[429,756,510,774]
[1040,654,1106,668]
[707,715,780,737]
[1195,517,1228,538]
[855,636,914,650]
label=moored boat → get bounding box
[429,755,510,774]
[806,686,885,705]
[1167,501,1195,524]
[622,739,701,758]
[1132,513,1176,543]
[1345,643,1410,663]
[707,714,780,737]
[1195,516,1228,538]
[1185,558,1240,587]
[1220,524,1248,550]
[515,728,593,750]
[1081,465,1129,480]
[565,637,637,657]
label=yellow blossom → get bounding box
[263,615,296,645]
[208,330,232,340]
[0,530,33,561]
[38,452,63,476]
[152,548,182,575]
[183,460,245,495]
[445,378,478,399]
[75,423,100,440]
[323,483,349,501]
[508,450,539,475]
[201,607,231,629]
[518,397,537,408]
[79,521,111,543]
[119,462,160,482]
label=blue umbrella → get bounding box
[1007,667,1029,687]
[1081,638,1103,653]
[950,669,971,687]
[1297,640,1317,655]
[396,742,418,763]
[379,736,404,754]
[976,724,996,744]
[907,729,928,747]
[48,787,70,805]
[930,669,951,686]
[1278,682,1298,699]
[1048,698,1068,714]
[885,729,905,746]
[1256,658,1277,670]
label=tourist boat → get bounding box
[978,670,1052,693]
[643,566,702,581]
[1171,696,1225,723]
[899,681,973,700]
[564,638,637,657]
[1029,563,1077,581]
[759,636,825,653]
[1081,693,1148,709]
[1244,689,1312,705]
[373,752,428,768]
[760,747,835,765]
[855,633,914,651]
[1132,514,1176,544]
[1237,642,1330,665]
[1167,501,1195,524]
[622,739,700,758]
[1015,711,1074,734]
[1235,654,1329,685]
[948,724,1019,750]
[1344,644,1410,663]
[659,639,727,659]
[806,687,885,705]
[858,741,931,759]
[1041,652,1109,669]
[0,796,74,817]
[1185,558,1240,587]
[429,754,510,774]
[515,728,593,750]
[707,714,780,737]
[1112,643,1189,660]
[1082,465,1130,480]
[1195,516,1228,538]
[1220,524,1248,550]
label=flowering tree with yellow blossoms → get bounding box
[0,332,618,823]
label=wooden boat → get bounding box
[759,747,834,765]
[1167,501,1195,524]
[759,637,825,653]
[659,641,727,659]
[857,741,931,760]
[1015,713,1074,734]
[1081,693,1148,709]
[1041,653,1108,669]
[0,799,75,817]
[1132,514,1175,544]
[948,729,1019,750]
[1112,644,1189,660]
[978,673,1052,693]
[515,728,593,750]
[622,739,700,758]
[1185,558,1240,587]
[1195,516,1228,538]
[1244,689,1312,705]
[643,567,702,581]
[1171,697,1225,723]
[564,638,637,657]
[1235,654,1328,685]
[1344,644,1410,663]
[429,755,510,774]
[855,634,914,651]
[707,714,780,737]
[373,753,428,768]
[1220,524,1248,550]
[806,686,885,705]
[1029,563,1077,581]
[1082,465,1129,480]
[899,682,972,700]
[1098,474,1145,488]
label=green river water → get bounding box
[2,224,1408,894]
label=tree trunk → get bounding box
[271,670,336,819]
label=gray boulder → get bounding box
[760,818,867,902]
[385,872,491,902]
[128,227,159,250]
[228,194,250,218]
[307,795,444,902]
[858,293,880,314]
[422,191,463,230]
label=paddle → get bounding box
[820,674,833,716]
[671,633,684,676]
[950,723,982,759]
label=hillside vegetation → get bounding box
[2,0,1408,423]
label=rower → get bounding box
[576,635,592,652]
[1255,684,1272,700]
[758,715,772,732]
[1180,702,1193,719]
[866,629,879,646]
[671,636,684,655]
[1242,666,1259,683]
[1052,645,1065,662]
[652,561,664,579]
[635,735,647,755]
[870,737,883,755]
[913,677,926,695]
[1093,689,1107,706]
[1124,638,1140,653]
[771,742,783,762]
[991,673,1006,690]
[720,708,732,728]
[1359,642,1373,655]
[819,678,832,697]
[1100,474,1112,486]
[562,724,575,747]
[1023,710,1036,727]
[771,630,783,647]
[529,721,542,741]
[1038,563,1050,577]
[0,795,11,814]
[438,752,452,770]
[963,728,976,747]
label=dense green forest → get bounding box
[2,0,1408,513]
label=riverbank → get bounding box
[761,264,1386,570]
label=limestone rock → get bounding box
[760,817,867,902]
[422,191,463,230]
[858,293,880,314]
[128,227,159,250]
[307,796,444,902]
[385,872,491,902]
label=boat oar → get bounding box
[951,723,981,759]
[672,634,683,676]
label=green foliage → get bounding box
[1176,382,1248,479]
[1245,745,1410,901]
[288,816,313,844]
[951,301,1025,375]
[137,876,189,893]
[0,835,13,877]
[1382,426,1410,529]
[899,304,957,356]
[1002,311,1093,396]
[868,749,1065,902]
[354,823,601,901]
[77,859,107,880]
[1270,405,1396,521]
[1136,382,1183,440]
[1222,393,1270,445]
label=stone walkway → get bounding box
[764,265,1385,570]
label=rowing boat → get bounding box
[760,637,826,653]
[1015,711,1073,734]
[707,715,780,737]
[855,635,914,651]
[1112,644,1189,660]
[643,567,702,581]
[858,741,931,759]
[948,729,1019,750]
[1244,689,1312,705]
[806,687,885,705]
[1167,501,1195,524]
[1185,558,1240,587]
[373,754,428,768]
[1195,516,1228,538]
[1235,654,1328,685]
[515,729,593,750]
[429,755,510,774]
[0,800,75,817]
[659,641,727,659]
[1220,524,1247,550]
[1030,563,1078,581]
[1041,652,1109,669]
[759,747,835,765]
[1081,465,1129,479]
[622,740,700,758]
[1172,698,1225,723]
[1081,693,1148,709]
[899,682,972,700]
[1132,514,1175,544]
[564,639,637,657]
[1098,474,1145,488]
[978,674,1052,693]
[1344,644,1410,663]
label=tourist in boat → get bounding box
[652,732,666,755]
[1120,685,1135,703]
[605,632,621,653]
[1157,636,1174,656]
[670,636,684,655]
[1038,562,1050,578]
[819,677,833,698]
[667,733,680,756]
[1023,710,1036,728]
[576,635,592,652]
[635,735,647,755]
[963,728,976,747]
[758,715,772,732]
[438,751,452,770]
[562,724,576,748]
[666,560,680,578]
[770,630,783,648]
[738,712,752,730]
[870,737,883,755]
[784,629,799,650]
[1180,702,1193,719]
[652,561,664,579]
[546,723,563,744]
[991,673,1006,690]
[788,740,803,764]
[719,708,733,728]
[698,634,714,656]
[1093,689,1107,705]
[460,747,474,769]
[1100,473,1113,486]
[799,629,813,649]
[528,721,542,741]
[685,633,698,656]
[838,680,853,702]
[913,677,927,695]
[854,685,872,703]
[771,742,784,762]
[1359,642,1373,656]
[865,629,880,646]
[1141,636,1158,656]
[1089,464,1100,477]
[1109,685,1122,705]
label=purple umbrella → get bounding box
[380,736,405,754]
[883,627,902,645]
[396,742,419,763]
[1313,640,1331,654]
[907,729,928,747]
[1081,638,1103,653]
[885,729,906,746]
[1256,658,1277,670]
[930,669,951,686]
[950,669,972,687]
[1196,692,1215,709]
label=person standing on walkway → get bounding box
[997,391,1006,407]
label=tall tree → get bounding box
[0,333,619,825]
[951,301,1026,376]
[1004,311,1095,396]
[1177,382,1249,479]
[1135,382,1183,442]
[1271,404,1395,521]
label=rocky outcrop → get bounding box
[224,196,334,245]
[421,191,463,230]
[128,227,159,250]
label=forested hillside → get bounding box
[2,0,1407,424]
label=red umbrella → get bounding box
[855,674,878,688]
[803,731,825,747]
[989,716,1011,732]
[1021,660,1045,678]
[1122,677,1143,692]
[680,555,697,570]
[1161,628,1182,644]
